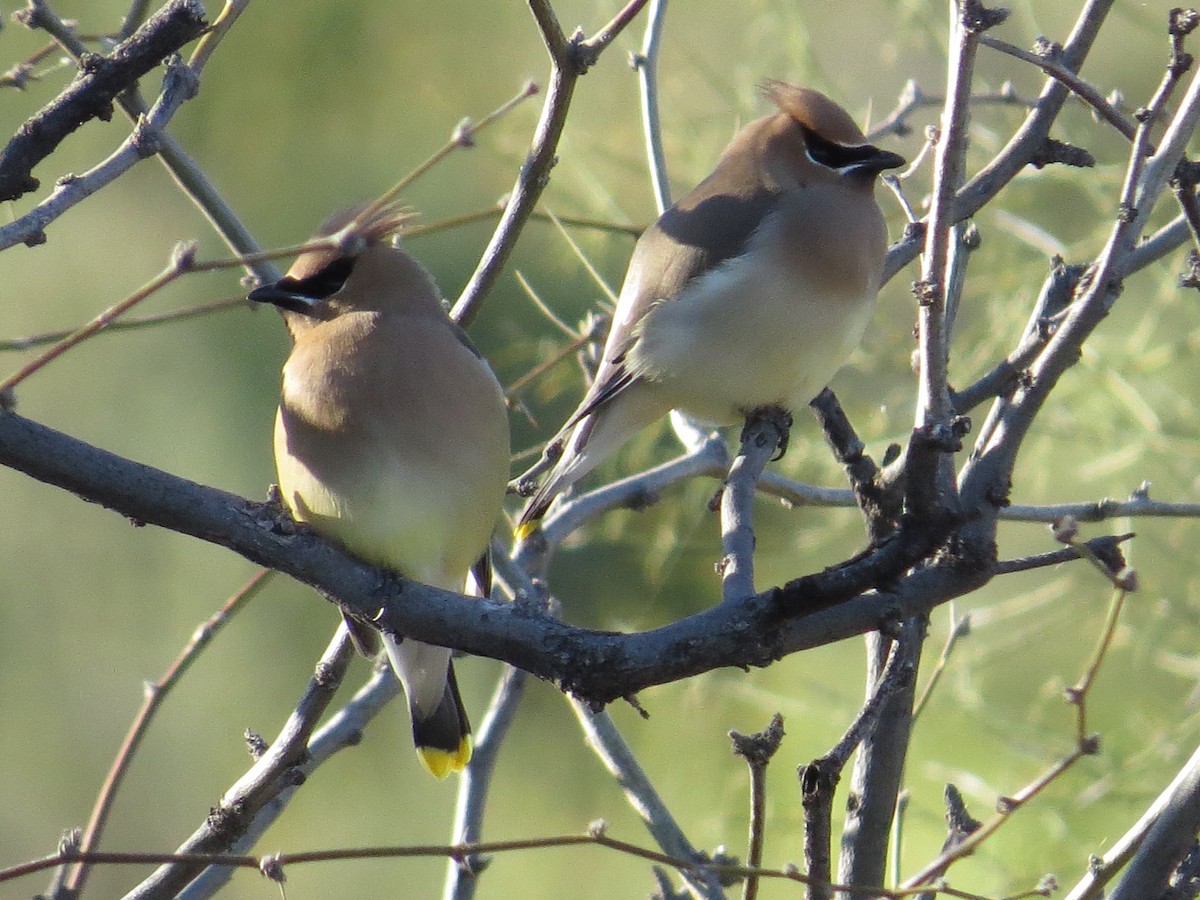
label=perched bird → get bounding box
[250,204,511,777]
[516,82,904,539]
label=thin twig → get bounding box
[0,236,336,394]
[356,81,540,229]
[730,715,784,900]
[901,742,1094,890]
[0,295,252,352]
[123,626,356,899]
[451,0,650,328]
[978,34,1136,139]
[59,569,274,896]
[993,532,1131,575]
[571,699,726,899]
[543,208,620,305]
[866,78,1035,142]
[402,206,643,240]
[910,610,971,722]
[902,519,1134,890]
[3,824,1000,897]
[631,0,670,212]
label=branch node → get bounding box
[942,783,982,850]
[799,756,838,801]
[59,826,83,855]
[623,692,650,720]
[245,728,268,759]
[258,853,286,883]
[1114,565,1139,592]
[961,0,1011,34]
[729,712,785,768]
[913,278,940,306]
[170,239,199,273]
[1033,35,1064,60]
[451,117,476,148]
[1051,515,1080,543]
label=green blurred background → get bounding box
[2,1,1198,897]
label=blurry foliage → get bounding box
[1,1,1199,898]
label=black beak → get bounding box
[861,147,907,174]
[248,279,324,317]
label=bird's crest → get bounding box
[759,80,868,145]
[311,201,417,256]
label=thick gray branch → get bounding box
[0,410,976,704]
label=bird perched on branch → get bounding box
[515,82,904,540]
[251,203,510,777]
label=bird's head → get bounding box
[249,202,437,328]
[758,81,905,187]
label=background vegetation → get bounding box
[1,1,1198,898]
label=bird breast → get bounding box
[274,312,510,590]
[627,184,886,423]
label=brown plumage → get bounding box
[516,83,903,538]
[252,205,511,777]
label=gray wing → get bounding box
[577,183,784,419]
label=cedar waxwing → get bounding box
[516,83,904,539]
[250,204,511,778]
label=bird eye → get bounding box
[801,126,894,174]
[290,255,358,300]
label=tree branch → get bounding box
[0,410,975,704]
[0,0,207,202]
[451,0,649,327]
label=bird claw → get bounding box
[740,406,793,460]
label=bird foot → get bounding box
[740,406,793,460]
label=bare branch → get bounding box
[452,0,649,327]
[572,701,726,899]
[978,34,1136,139]
[720,408,791,603]
[59,569,274,897]
[177,667,401,898]
[124,626,356,899]
[444,665,528,900]
[730,714,783,900]
[835,619,924,897]
[631,0,670,213]
[0,0,207,201]
[1065,745,1200,900]
[0,55,201,252]
[0,409,971,704]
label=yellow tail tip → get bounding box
[514,518,540,543]
[417,735,473,779]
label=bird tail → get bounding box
[514,413,606,541]
[411,663,473,779]
[514,488,554,542]
[515,389,662,542]
[383,635,472,778]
